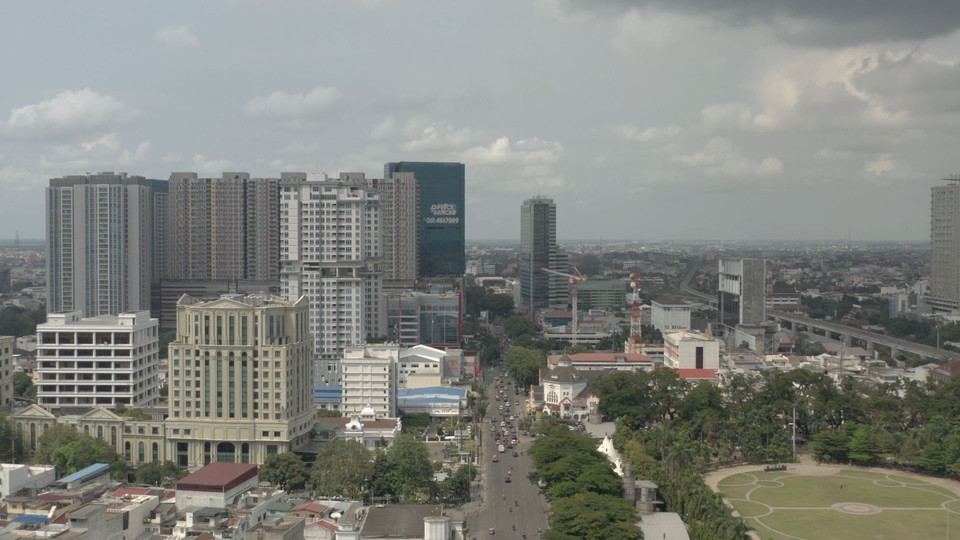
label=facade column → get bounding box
[890,345,900,360]
[866,341,875,356]
[841,334,852,347]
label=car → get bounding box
[507,443,513,449]
[522,430,529,436]
[513,451,519,457]
[505,476,512,483]
[511,438,518,445]
[492,455,499,462]
[489,527,495,535]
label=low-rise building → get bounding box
[313,409,401,450]
[175,463,260,510]
[0,464,57,502]
[341,345,398,419]
[397,387,467,417]
[663,332,720,381]
[651,295,692,333]
[547,352,655,372]
[36,311,161,409]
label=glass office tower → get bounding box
[384,162,465,276]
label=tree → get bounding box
[13,372,36,401]
[46,432,126,480]
[312,441,375,500]
[641,324,663,342]
[372,434,435,503]
[260,452,308,491]
[505,316,538,340]
[136,461,184,487]
[547,492,642,540]
[32,424,83,464]
[0,306,38,338]
[848,426,879,464]
[316,408,342,418]
[503,346,546,388]
[810,429,849,463]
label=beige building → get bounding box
[165,293,315,467]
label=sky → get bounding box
[2,1,960,242]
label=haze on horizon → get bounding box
[2,0,960,242]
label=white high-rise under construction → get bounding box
[279,172,385,385]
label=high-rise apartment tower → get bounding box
[279,173,385,385]
[46,173,153,317]
[167,172,280,282]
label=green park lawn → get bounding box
[717,470,960,540]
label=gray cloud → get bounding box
[566,0,960,46]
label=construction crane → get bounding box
[626,270,644,354]
[541,266,585,345]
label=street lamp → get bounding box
[788,406,797,464]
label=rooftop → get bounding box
[360,505,443,538]
[638,512,690,540]
[315,417,400,430]
[58,463,110,485]
[177,463,258,492]
[548,353,653,365]
[653,295,691,307]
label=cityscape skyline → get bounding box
[4,2,960,241]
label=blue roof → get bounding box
[314,386,342,400]
[58,463,110,484]
[398,387,466,398]
[14,515,49,523]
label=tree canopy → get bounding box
[312,440,375,501]
[503,346,546,388]
[259,452,308,491]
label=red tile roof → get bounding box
[177,463,258,493]
[109,487,153,498]
[291,502,328,515]
[548,353,653,364]
[677,369,718,380]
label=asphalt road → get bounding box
[467,376,549,539]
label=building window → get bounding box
[204,442,211,465]
[138,442,145,463]
[695,346,704,370]
[125,442,131,461]
[152,442,159,462]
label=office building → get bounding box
[651,295,692,333]
[578,278,630,310]
[340,345,399,419]
[718,258,766,331]
[46,173,153,317]
[384,290,462,348]
[279,173,385,386]
[166,293,315,467]
[36,311,161,409]
[520,197,568,312]
[928,181,960,312]
[663,331,720,380]
[374,173,420,280]
[0,336,12,408]
[0,267,11,294]
[384,162,465,277]
[168,172,280,282]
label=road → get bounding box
[467,374,549,538]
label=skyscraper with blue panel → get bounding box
[384,162,465,277]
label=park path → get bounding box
[703,455,960,540]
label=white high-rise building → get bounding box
[46,173,153,317]
[36,311,160,409]
[280,173,385,385]
[340,345,399,419]
[928,181,960,313]
[718,258,766,332]
[520,197,568,312]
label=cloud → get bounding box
[403,122,473,151]
[561,0,960,47]
[613,8,707,52]
[3,89,140,139]
[864,153,897,176]
[673,137,782,177]
[371,116,397,139]
[608,123,681,142]
[38,133,150,170]
[155,25,199,49]
[278,140,321,155]
[192,154,233,173]
[461,137,565,166]
[243,87,341,120]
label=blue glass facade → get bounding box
[385,162,465,276]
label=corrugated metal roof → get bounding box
[14,514,49,523]
[58,463,110,484]
[638,512,690,540]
